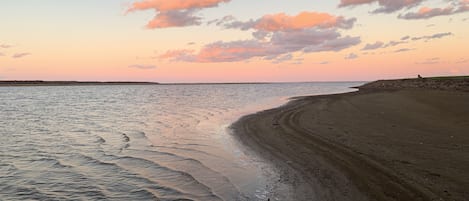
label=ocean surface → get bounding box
[0,82,361,201]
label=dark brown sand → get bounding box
[233,83,469,201]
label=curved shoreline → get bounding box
[232,81,469,201]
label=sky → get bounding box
[0,0,468,82]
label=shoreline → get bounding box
[232,79,469,201]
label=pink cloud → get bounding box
[153,9,361,63]
[128,0,230,28]
[195,40,267,62]
[339,0,424,13]
[157,28,360,63]
[254,12,355,31]
[128,0,229,12]
[223,11,356,31]
[158,49,195,61]
[146,10,201,28]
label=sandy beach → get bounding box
[233,78,469,201]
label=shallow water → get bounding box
[0,82,361,200]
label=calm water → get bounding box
[0,83,361,201]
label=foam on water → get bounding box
[0,83,361,200]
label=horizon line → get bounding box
[0,80,369,86]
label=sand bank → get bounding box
[233,79,469,201]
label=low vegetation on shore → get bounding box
[358,76,469,91]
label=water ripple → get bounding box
[0,83,361,200]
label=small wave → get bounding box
[124,148,243,200]
[75,154,120,169]
[0,163,19,174]
[126,175,187,197]
[1,185,55,200]
[26,157,73,169]
[117,156,222,200]
[127,189,159,200]
[95,136,106,144]
[151,145,220,158]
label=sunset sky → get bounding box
[1,0,468,82]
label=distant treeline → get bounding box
[0,80,159,86]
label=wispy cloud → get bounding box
[127,0,230,28]
[158,49,195,61]
[12,53,31,58]
[456,58,468,63]
[416,57,440,64]
[292,58,304,65]
[207,15,235,26]
[411,32,452,41]
[319,61,330,65]
[383,40,407,48]
[267,54,294,64]
[362,32,450,53]
[0,44,12,48]
[361,41,384,51]
[128,64,157,69]
[399,1,469,20]
[345,53,358,60]
[394,48,414,53]
[338,0,424,13]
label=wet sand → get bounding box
[233,80,469,201]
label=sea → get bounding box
[0,82,362,201]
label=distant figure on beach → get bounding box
[418,74,423,79]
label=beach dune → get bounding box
[233,78,469,201]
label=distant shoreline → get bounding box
[0,81,160,87]
[0,80,363,87]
